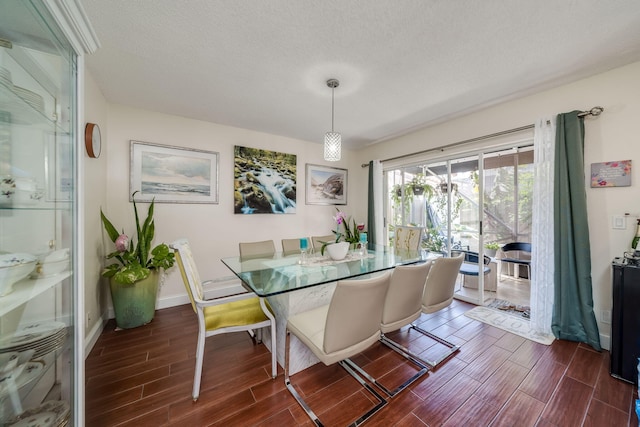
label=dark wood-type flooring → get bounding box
[85,300,638,426]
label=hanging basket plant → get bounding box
[439,182,458,194]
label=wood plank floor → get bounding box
[85,301,638,426]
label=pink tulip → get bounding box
[357,223,365,231]
[115,234,129,252]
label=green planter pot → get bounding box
[109,270,159,329]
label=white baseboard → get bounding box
[599,333,610,351]
[84,313,109,359]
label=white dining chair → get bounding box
[285,272,391,426]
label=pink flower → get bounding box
[115,234,129,252]
[357,223,365,231]
[334,211,347,225]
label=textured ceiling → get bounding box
[81,0,640,150]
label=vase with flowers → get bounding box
[100,191,175,329]
[320,208,365,260]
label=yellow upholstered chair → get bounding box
[281,237,311,256]
[171,239,277,401]
[285,272,392,426]
[411,253,464,367]
[238,239,276,260]
[394,226,424,251]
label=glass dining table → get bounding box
[221,245,433,374]
[221,244,430,297]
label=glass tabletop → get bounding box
[221,244,433,297]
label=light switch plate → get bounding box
[612,215,626,230]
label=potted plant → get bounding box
[484,242,500,257]
[424,228,446,254]
[408,174,433,197]
[320,208,364,259]
[100,191,175,329]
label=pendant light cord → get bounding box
[331,86,335,132]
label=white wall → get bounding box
[102,105,357,307]
[352,60,640,347]
[82,71,109,348]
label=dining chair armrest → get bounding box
[194,290,260,309]
[201,278,249,299]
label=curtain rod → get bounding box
[361,106,604,167]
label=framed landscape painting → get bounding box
[130,141,219,203]
[234,145,297,214]
[305,163,347,205]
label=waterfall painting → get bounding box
[130,141,219,204]
[234,145,297,214]
[305,163,347,205]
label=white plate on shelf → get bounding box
[0,321,66,350]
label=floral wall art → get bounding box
[233,145,297,214]
[590,160,631,188]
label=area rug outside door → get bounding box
[464,306,555,345]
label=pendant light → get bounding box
[324,78,341,161]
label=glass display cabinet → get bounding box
[0,1,97,424]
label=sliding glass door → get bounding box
[384,144,533,306]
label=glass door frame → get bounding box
[383,141,534,306]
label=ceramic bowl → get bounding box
[37,248,70,264]
[326,242,350,261]
[0,253,37,296]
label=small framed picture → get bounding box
[590,160,631,188]
[305,163,347,205]
[130,140,219,203]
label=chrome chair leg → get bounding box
[342,335,429,397]
[409,323,460,368]
[284,328,388,426]
[284,328,323,426]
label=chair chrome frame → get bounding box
[284,330,388,427]
[410,253,464,368]
[284,273,391,426]
[342,262,432,397]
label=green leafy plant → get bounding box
[320,208,365,255]
[100,191,175,285]
[484,242,500,250]
[423,228,446,253]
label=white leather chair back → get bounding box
[282,238,310,256]
[381,261,432,333]
[311,235,336,251]
[324,271,391,354]
[422,253,464,314]
[239,240,275,260]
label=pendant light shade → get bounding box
[324,79,341,161]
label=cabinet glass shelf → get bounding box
[0,272,72,317]
[0,83,63,131]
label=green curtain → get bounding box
[367,160,377,245]
[552,111,601,351]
